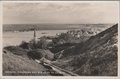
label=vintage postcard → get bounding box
[0,0,119,79]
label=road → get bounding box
[35,59,79,76]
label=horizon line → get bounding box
[3,23,117,25]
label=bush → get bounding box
[27,49,54,60]
[19,41,29,49]
[27,50,43,60]
[53,32,74,45]
[36,37,48,49]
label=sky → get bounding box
[3,1,119,24]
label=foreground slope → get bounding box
[3,49,51,76]
[53,24,118,76]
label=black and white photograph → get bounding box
[2,1,119,76]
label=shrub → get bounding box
[19,41,29,49]
[27,49,54,60]
[37,37,48,49]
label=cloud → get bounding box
[3,1,119,24]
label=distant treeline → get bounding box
[3,24,113,32]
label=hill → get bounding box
[3,46,55,76]
[3,49,51,76]
[53,24,118,76]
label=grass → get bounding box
[3,49,51,76]
[3,24,117,76]
[53,24,118,76]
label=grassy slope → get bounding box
[53,24,118,76]
[50,24,114,54]
[3,49,51,76]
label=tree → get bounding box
[38,37,48,49]
[19,41,29,49]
